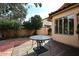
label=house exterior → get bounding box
[36,17,52,35]
[49,3,79,48]
[42,18,52,28]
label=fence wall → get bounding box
[0,29,35,38]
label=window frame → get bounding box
[54,14,74,35]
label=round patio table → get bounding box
[30,35,51,55]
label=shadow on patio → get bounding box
[26,39,79,56]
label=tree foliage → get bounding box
[0,19,21,39]
[0,3,42,20]
[0,20,21,30]
[23,15,43,30]
[0,3,27,19]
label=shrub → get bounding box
[0,20,21,39]
[23,21,32,30]
[0,20,21,30]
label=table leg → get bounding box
[37,40,43,49]
[33,40,48,55]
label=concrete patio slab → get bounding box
[0,37,79,56]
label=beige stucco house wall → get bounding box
[42,18,52,28]
[37,28,48,35]
[50,3,79,48]
[36,18,52,35]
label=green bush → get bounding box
[23,21,32,30]
[0,20,21,30]
[0,19,21,39]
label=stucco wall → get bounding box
[51,6,79,48]
[17,29,34,37]
[0,29,35,38]
[42,20,52,27]
[37,28,48,35]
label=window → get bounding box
[59,19,62,34]
[64,17,68,34]
[68,15,74,35]
[55,14,74,35]
[55,20,58,33]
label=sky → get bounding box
[1,0,79,21]
[0,0,79,20]
[25,2,64,21]
[23,0,79,21]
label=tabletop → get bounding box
[30,35,50,41]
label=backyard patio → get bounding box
[0,37,79,56]
[0,3,79,56]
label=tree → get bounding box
[23,21,32,29]
[23,15,43,35]
[0,3,42,38]
[31,15,43,29]
[0,4,26,20]
[0,3,42,20]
